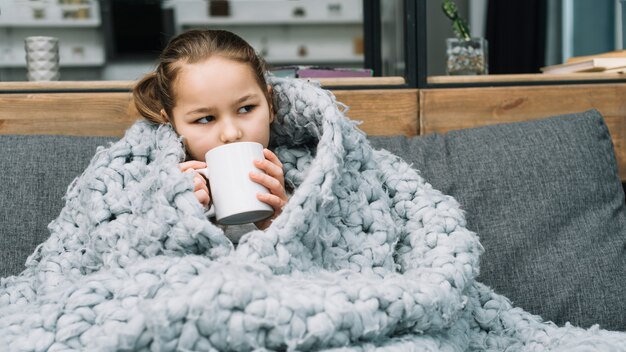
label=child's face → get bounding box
[169,56,273,162]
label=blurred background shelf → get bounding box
[0,0,104,74]
[171,0,364,67]
[428,72,626,85]
[0,0,100,27]
[0,58,105,68]
[178,18,362,26]
[171,0,362,25]
[0,0,370,81]
[0,19,100,27]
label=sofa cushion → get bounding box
[0,135,117,278]
[368,109,626,331]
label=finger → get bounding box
[179,160,207,172]
[252,149,283,180]
[256,192,286,211]
[194,173,207,185]
[193,174,208,192]
[254,148,283,170]
[195,189,211,208]
[255,151,284,181]
[262,149,283,168]
[250,172,285,197]
[254,159,284,182]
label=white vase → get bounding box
[24,36,60,81]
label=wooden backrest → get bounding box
[1,80,625,181]
[420,83,626,181]
[0,81,418,137]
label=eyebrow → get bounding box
[185,94,258,116]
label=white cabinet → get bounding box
[169,0,364,66]
[0,0,104,68]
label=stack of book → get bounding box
[541,50,626,74]
[270,66,374,78]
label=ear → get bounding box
[160,109,170,123]
[267,85,275,123]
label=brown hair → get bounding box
[133,29,270,125]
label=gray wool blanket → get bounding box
[1,77,625,351]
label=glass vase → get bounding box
[446,37,488,75]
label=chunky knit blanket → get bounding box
[1,77,625,351]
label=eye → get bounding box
[238,105,255,114]
[195,115,215,124]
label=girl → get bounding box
[132,29,289,231]
[4,28,624,352]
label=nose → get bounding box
[219,117,243,143]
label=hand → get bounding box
[250,148,288,230]
[179,160,211,208]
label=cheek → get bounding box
[184,142,205,161]
[252,113,272,146]
[177,128,215,161]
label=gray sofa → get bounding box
[1,109,625,332]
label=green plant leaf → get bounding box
[442,0,458,20]
[442,0,471,40]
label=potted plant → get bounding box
[442,0,488,75]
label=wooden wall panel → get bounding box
[420,84,626,180]
[333,89,418,136]
[0,92,140,136]
[0,89,419,137]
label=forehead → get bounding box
[173,56,262,104]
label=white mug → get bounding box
[199,142,274,225]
